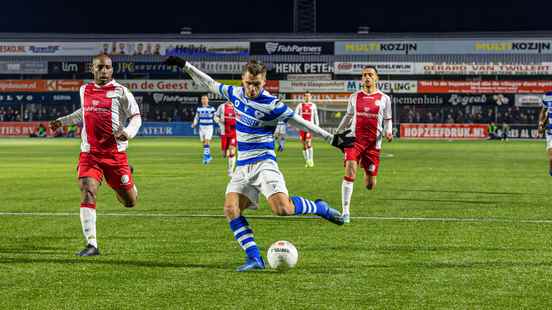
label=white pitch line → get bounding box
[1,212,552,224]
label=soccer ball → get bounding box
[267,240,299,269]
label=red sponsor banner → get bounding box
[400,123,489,140]
[0,122,52,137]
[418,63,552,75]
[264,80,279,93]
[0,80,47,92]
[418,80,552,94]
[47,80,84,91]
[288,93,350,100]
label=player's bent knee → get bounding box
[268,194,294,216]
[80,188,96,202]
[273,205,293,216]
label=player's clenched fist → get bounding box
[114,128,129,141]
[164,56,187,68]
[330,129,355,151]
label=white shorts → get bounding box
[226,160,289,209]
[274,124,287,136]
[546,132,552,149]
[199,126,213,141]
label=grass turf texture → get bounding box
[1,137,552,309]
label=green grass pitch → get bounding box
[1,137,552,309]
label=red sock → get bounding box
[80,202,96,209]
[343,176,355,182]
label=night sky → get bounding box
[4,0,552,34]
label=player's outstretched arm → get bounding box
[114,89,142,141]
[538,107,548,137]
[191,111,198,128]
[214,104,225,135]
[115,114,142,141]
[383,96,393,142]
[165,56,221,95]
[50,108,83,131]
[335,95,355,133]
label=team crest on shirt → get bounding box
[254,110,265,119]
[121,175,130,185]
[106,87,124,98]
[368,164,376,172]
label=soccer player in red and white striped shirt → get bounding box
[50,54,142,256]
[215,101,237,176]
[295,92,319,168]
[335,66,393,223]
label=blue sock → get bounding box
[203,144,210,157]
[229,216,260,259]
[291,196,328,217]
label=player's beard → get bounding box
[96,76,112,86]
[363,79,376,92]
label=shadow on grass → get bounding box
[0,256,234,270]
[376,198,497,205]
[304,260,552,274]
[305,245,546,253]
[396,188,528,196]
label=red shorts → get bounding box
[344,142,381,176]
[299,131,312,141]
[78,152,134,190]
[220,133,237,152]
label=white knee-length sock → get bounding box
[342,178,355,215]
[80,203,97,248]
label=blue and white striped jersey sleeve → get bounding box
[272,100,295,123]
[217,83,236,102]
[544,92,552,108]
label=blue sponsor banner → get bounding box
[114,62,180,75]
[139,121,218,136]
[139,122,192,136]
[0,93,47,104]
[139,122,223,136]
[48,93,79,104]
[48,61,88,74]
[0,92,80,105]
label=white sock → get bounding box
[308,147,314,162]
[342,179,354,215]
[228,155,236,172]
[80,207,97,248]
[302,150,307,161]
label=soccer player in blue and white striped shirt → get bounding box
[166,57,354,272]
[191,95,216,164]
[538,91,552,175]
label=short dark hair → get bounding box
[363,65,379,75]
[243,60,267,76]
[93,53,111,62]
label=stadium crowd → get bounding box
[399,106,539,124]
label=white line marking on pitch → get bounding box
[1,212,552,224]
